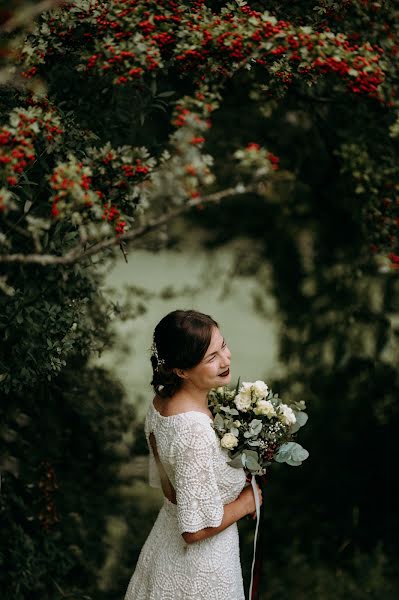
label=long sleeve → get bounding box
[174,418,224,534]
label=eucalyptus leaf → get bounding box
[290,410,308,433]
[228,454,245,469]
[244,449,260,461]
[275,441,309,465]
[249,420,262,435]
[243,452,261,472]
[213,413,226,432]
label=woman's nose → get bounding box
[223,346,231,360]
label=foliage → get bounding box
[1,1,399,598]
[0,362,136,600]
[1,0,398,271]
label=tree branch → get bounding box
[0,183,259,266]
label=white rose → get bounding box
[240,381,254,394]
[233,420,241,428]
[220,432,239,449]
[253,400,276,417]
[252,380,269,399]
[278,404,296,426]
[234,391,252,412]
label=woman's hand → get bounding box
[239,482,263,518]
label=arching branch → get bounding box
[0,183,259,266]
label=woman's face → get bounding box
[178,326,232,391]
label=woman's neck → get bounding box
[172,385,209,409]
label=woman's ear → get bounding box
[173,368,188,380]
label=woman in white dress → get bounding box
[124,309,263,600]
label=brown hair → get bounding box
[150,309,219,398]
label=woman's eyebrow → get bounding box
[205,338,225,359]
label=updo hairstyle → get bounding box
[150,309,219,398]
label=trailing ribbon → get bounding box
[248,474,261,600]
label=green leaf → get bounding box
[228,454,245,469]
[275,442,309,465]
[157,91,175,98]
[213,413,225,432]
[242,450,261,472]
[234,376,241,395]
[290,410,308,433]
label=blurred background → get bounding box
[1,1,399,599]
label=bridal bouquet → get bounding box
[208,378,309,475]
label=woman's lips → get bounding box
[219,368,230,377]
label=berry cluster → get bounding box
[0,105,63,193]
[20,1,390,105]
[48,143,156,237]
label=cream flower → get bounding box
[277,404,296,426]
[253,400,276,417]
[252,380,269,399]
[220,432,239,449]
[234,391,252,412]
[240,381,254,395]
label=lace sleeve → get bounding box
[174,417,224,534]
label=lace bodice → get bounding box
[145,402,247,533]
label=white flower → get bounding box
[233,420,241,428]
[234,390,253,412]
[253,400,276,417]
[252,380,269,399]
[277,404,296,426]
[220,432,239,449]
[239,381,254,394]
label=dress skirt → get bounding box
[124,497,246,600]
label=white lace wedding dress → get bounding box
[124,400,247,600]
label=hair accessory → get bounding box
[151,336,166,370]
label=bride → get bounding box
[124,308,263,600]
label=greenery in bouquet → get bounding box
[208,378,309,475]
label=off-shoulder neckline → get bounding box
[150,400,213,422]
